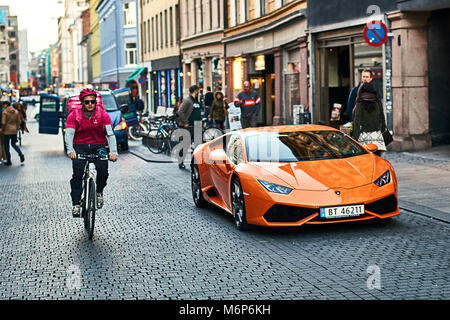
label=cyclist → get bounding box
[65,88,118,217]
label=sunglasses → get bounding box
[83,100,96,105]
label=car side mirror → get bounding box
[364,143,379,153]
[120,104,129,113]
[209,149,228,164]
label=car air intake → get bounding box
[365,194,398,215]
[264,205,318,223]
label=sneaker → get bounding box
[97,193,104,209]
[178,163,185,169]
[20,154,24,163]
[5,161,12,166]
[72,205,81,217]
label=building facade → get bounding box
[180,0,225,99]
[224,0,308,126]
[0,6,10,91]
[307,0,450,150]
[97,0,139,89]
[139,0,181,112]
[89,0,102,84]
[7,15,19,87]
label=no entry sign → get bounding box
[138,76,147,85]
[364,20,388,47]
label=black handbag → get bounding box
[382,130,393,146]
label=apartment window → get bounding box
[200,0,203,32]
[155,15,159,50]
[143,21,147,53]
[147,19,151,54]
[164,9,168,47]
[160,12,163,49]
[152,17,155,51]
[125,43,137,65]
[194,0,197,34]
[217,0,220,28]
[123,1,136,27]
[260,0,268,16]
[209,0,212,30]
[175,4,180,43]
[169,7,173,46]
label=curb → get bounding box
[399,200,450,224]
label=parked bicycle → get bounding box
[128,113,151,141]
[77,151,109,240]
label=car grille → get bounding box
[263,205,318,223]
[365,194,398,215]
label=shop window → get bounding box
[353,41,383,100]
[212,57,223,92]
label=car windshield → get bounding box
[245,130,368,162]
[101,93,119,112]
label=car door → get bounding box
[211,133,243,209]
[38,94,60,135]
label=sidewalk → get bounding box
[384,145,450,223]
[129,139,450,223]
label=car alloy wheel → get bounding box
[231,178,249,231]
[191,164,207,207]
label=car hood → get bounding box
[107,110,121,127]
[250,154,374,191]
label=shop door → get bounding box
[317,45,351,126]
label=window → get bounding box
[151,17,155,51]
[164,9,168,47]
[169,7,173,46]
[226,134,243,165]
[125,42,137,66]
[160,12,163,49]
[143,21,147,53]
[155,15,158,50]
[147,19,151,54]
[175,4,180,43]
[260,0,268,16]
[123,1,136,27]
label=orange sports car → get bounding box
[190,125,399,230]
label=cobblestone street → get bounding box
[0,121,449,300]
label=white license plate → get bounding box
[320,204,365,219]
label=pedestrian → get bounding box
[0,102,7,163]
[234,80,260,128]
[176,85,201,169]
[1,101,25,166]
[203,86,214,127]
[131,87,145,114]
[208,91,229,130]
[15,101,29,133]
[346,69,373,122]
[351,82,387,157]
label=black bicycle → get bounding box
[77,152,109,240]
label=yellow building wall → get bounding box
[89,0,101,80]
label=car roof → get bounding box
[237,125,339,137]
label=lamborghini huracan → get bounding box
[190,125,399,230]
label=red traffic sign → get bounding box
[138,76,147,85]
[364,20,388,47]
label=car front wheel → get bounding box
[231,177,249,231]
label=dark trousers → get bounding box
[241,115,257,129]
[3,134,23,162]
[70,144,109,205]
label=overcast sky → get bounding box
[1,0,65,53]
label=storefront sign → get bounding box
[364,21,388,47]
[255,55,265,71]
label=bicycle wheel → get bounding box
[203,127,223,142]
[128,124,142,141]
[84,178,96,240]
[146,128,167,154]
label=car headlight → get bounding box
[258,180,293,194]
[374,170,391,187]
[114,119,127,131]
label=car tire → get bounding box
[120,141,129,152]
[191,163,208,208]
[231,177,250,231]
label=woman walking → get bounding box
[208,91,229,130]
[1,101,25,166]
[352,82,387,156]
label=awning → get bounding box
[126,67,148,82]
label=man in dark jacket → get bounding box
[176,85,201,169]
[234,80,260,128]
[203,86,214,127]
[346,69,373,121]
